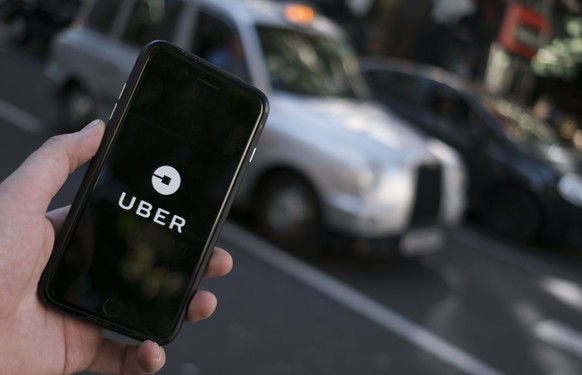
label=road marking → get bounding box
[534,320,582,359]
[453,227,582,315]
[222,222,505,375]
[179,363,200,375]
[539,276,582,310]
[0,98,44,134]
[452,227,582,286]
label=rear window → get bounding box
[122,0,183,47]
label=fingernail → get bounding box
[82,119,103,132]
[155,343,163,362]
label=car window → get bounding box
[425,84,482,133]
[364,70,420,103]
[256,26,364,98]
[86,0,122,34]
[191,11,249,82]
[483,98,562,153]
[121,0,183,47]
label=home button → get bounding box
[102,297,124,317]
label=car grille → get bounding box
[408,163,442,228]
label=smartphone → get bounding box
[39,40,269,344]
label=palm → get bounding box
[0,205,101,374]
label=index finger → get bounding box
[0,120,105,214]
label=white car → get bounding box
[45,0,466,255]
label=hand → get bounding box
[0,120,233,374]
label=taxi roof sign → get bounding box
[284,4,316,24]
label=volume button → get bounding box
[118,83,126,100]
[109,103,117,120]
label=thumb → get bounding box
[0,120,105,214]
[86,339,166,375]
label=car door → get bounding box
[80,0,186,116]
[421,82,495,197]
[77,0,137,113]
[107,0,186,105]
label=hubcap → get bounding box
[265,187,313,234]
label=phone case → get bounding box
[39,40,269,344]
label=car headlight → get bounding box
[354,158,391,197]
[557,173,582,207]
[355,166,381,195]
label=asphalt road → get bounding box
[2,31,582,375]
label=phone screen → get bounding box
[45,44,266,341]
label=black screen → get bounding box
[49,46,264,339]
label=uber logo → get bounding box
[118,192,186,233]
[116,165,186,233]
[152,165,181,195]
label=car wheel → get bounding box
[481,188,542,242]
[255,172,322,254]
[60,84,96,132]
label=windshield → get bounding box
[483,97,563,154]
[256,26,365,98]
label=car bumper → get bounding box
[321,163,462,255]
[326,224,449,256]
[324,191,410,238]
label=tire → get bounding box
[481,188,542,242]
[255,172,322,254]
[60,84,96,132]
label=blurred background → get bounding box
[2,0,582,374]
